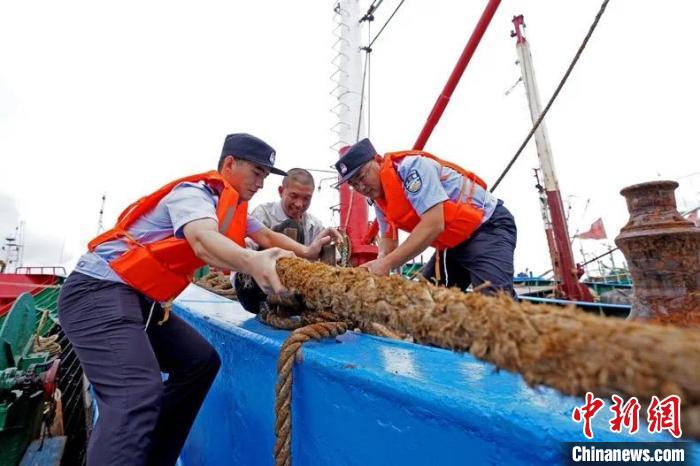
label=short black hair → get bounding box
[282,168,315,188]
[218,155,247,172]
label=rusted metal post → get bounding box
[615,180,700,325]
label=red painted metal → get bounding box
[0,274,57,302]
[339,183,379,265]
[42,358,61,400]
[533,170,561,280]
[361,217,380,245]
[0,273,58,317]
[546,191,594,301]
[413,0,501,150]
[511,14,525,44]
[544,228,560,277]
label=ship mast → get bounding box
[511,15,593,301]
[331,0,377,265]
[2,222,25,272]
[533,168,560,280]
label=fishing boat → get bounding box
[0,265,91,465]
[2,1,699,465]
[174,2,699,465]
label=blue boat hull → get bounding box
[174,286,696,465]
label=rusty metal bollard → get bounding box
[615,180,700,325]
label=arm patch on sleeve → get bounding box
[404,169,423,193]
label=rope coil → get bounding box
[195,271,238,298]
[34,310,62,356]
[274,322,348,466]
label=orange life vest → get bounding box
[374,151,488,250]
[88,171,247,301]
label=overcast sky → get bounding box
[1,0,698,276]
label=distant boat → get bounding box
[0,266,91,465]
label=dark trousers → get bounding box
[423,202,517,296]
[57,272,221,466]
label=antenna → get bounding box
[17,221,25,268]
[2,223,24,272]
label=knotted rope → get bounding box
[34,310,62,356]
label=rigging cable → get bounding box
[358,0,406,142]
[360,0,384,23]
[369,0,406,49]
[570,198,591,241]
[356,19,372,142]
[490,0,611,193]
[581,246,618,267]
[367,27,372,139]
[539,245,621,277]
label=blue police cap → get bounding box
[334,138,377,185]
[220,133,287,176]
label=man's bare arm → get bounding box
[378,236,398,258]
[362,203,444,275]
[249,226,343,260]
[183,218,293,294]
[382,203,444,269]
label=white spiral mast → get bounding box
[330,0,365,152]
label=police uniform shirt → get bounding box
[75,181,263,283]
[374,156,498,235]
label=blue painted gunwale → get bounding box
[174,285,697,466]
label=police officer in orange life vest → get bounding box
[335,138,517,295]
[58,133,341,466]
